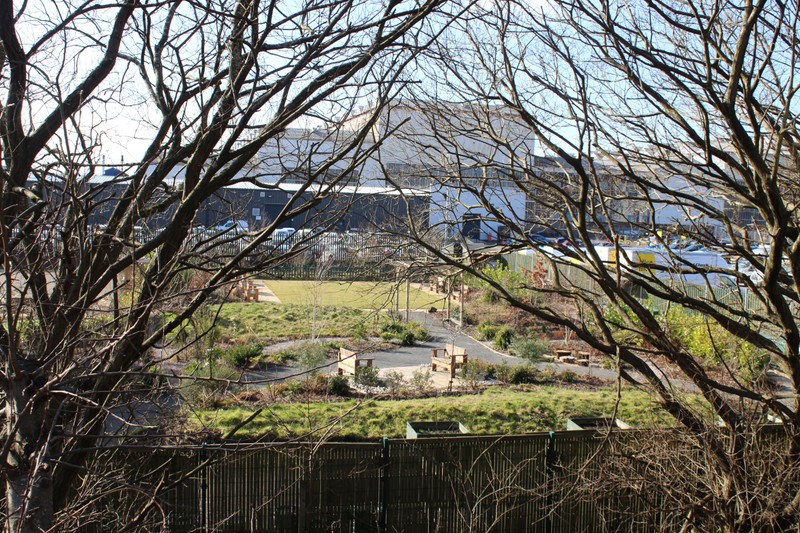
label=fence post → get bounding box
[379,437,389,532]
[545,431,555,533]
[200,442,208,533]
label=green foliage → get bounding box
[383,370,406,396]
[509,365,539,384]
[261,341,334,368]
[327,375,351,396]
[354,365,381,387]
[461,360,489,390]
[410,368,434,393]
[405,321,431,342]
[511,336,550,361]
[602,302,645,346]
[181,362,241,408]
[485,362,512,383]
[223,343,263,368]
[379,321,429,346]
[478,264,528,303]
[664,308,769,383]
[193,386,678,440]
[559,370,577,383]
[477,322,499,341]
[352,322,368,340]
[296,342,331,374]
[493,325,515,350]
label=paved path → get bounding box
[239,310,624,388]
[369,311,620,387]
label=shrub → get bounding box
[379,321,429,346]
[296,342,331,374]
[559,370,577,383]
[182,362,241,408]
[327,374,351,396]
[477,322,499,341]
[380,322,404,335]
[355,365,381,387]
[488,362,513,383]
[352,322,368,340]
[460,360,487,390]
[479,264,527,303]
[383,370,406,396]
[223,343,263,368]
[511,337,550,361]
[410,367,434,393]
[405,322,431,342]
[664,307,770,383]
[284,380,307,396]
[308,373,330,394]
[510,365,538,384]
[493,325,515,350]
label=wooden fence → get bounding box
[96,429,707,532]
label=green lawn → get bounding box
[193,385,694,441]
[211,302,374,343]
[263,280,445,310]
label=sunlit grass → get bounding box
[263,280,445,310]
[212,302,375,343]
[192,385,694,441]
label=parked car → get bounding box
[214,220,249,233]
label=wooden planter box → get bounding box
[406,421,470,439]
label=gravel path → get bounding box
[365,311,621,385]
[240,310,621,388]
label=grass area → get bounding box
[212,302,374,343]
[263,280,444,310]
[193,385,696,441]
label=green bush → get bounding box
[297,342,331,375]
[410,368,434,393]
[352,322,368,340]
[479,264,528,303]
[383,370,406,396]
[380,322,404,335]
[355,365,381,387]
[223,343,263,368]
[664,307,769,383]
[397,330,416,346]
[477,322,499,341]
[379,321,429,346]
[510,365,538,384]
[493,325,515,350]
[511,337,550,361]
[182,362,241,408]
[559,370,577,383]
[327,374,351,396]
[405,322,431,342]
[460,360,488,390]
[486,362,513,383]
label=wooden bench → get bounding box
[431,344,468,378]
[337,348,374,376]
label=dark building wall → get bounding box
[79,181,428,233]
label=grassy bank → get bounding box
[210,302,373,343]
[192,385,695,441]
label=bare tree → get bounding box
[381,1,800,530]
[0,0,454,530]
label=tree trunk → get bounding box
[7,467,53,533]
[5,372,54,532]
